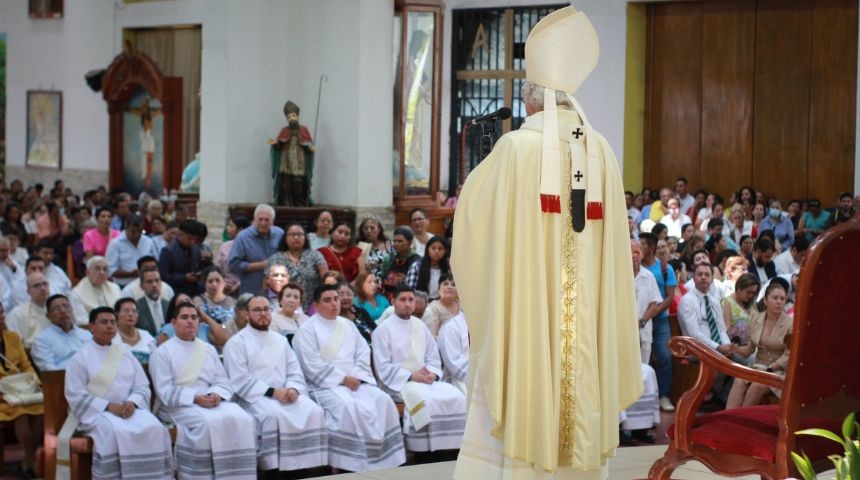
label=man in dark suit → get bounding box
[746,237,777,284]
[158,220,204,298]
[135,267,169,336]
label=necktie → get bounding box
[704,295,720,344]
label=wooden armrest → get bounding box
[668,336,785,449]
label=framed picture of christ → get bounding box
[101,50,182,197]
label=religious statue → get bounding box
[269,100,316,206]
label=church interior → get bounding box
[1,0,859,479]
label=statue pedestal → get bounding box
[228,204,357,235]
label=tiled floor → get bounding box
[315,446,759,479]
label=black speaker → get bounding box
[84,69,105,92]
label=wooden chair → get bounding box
[41,370,93,480]
[649,214,860,480]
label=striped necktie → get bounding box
[704,295,720,344]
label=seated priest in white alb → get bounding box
[223,295,328,475]
[30,294,91,371]
[294,284,406,472]
[371,285,467,453]
[62,306,173,479]
[435,283,469,394]
[70,256,122,326]
[150,301,258,479]
[6,272,52,348]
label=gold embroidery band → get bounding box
[409,401,426,416]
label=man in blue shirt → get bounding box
[30,294,91,370]
[638,232,677,412]
[229,204,284,295]
[106,214,157,287]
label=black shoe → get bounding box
[619,431,637,446]
[632,429,656,444]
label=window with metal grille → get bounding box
[448,4,565,193]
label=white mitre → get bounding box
[525,6,603,230]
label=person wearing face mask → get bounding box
[658,197,692,238]
[758,199,794,250]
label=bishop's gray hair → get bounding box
[520,80,574,111]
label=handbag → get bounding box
[0,353,44,406]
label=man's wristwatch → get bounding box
[264,387,275,397]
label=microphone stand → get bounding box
[479,120,497,160]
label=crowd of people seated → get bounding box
[0,178,470,478]
[623,177,857,445]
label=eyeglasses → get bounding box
[250,307,271,314]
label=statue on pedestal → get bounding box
[269,100,316,206]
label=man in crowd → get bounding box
[30,294,91,370]
[62,306,173,479]
[263,261,290,309]
[631,239,662,365]
[831,192,855,225]
[0,236,21,287]
[371,285,466,455]
[639,232,677,412]
[674,177,695,216]
[294,285,406,472]
[34,240,73,297]
[70,256,122,326]
[746,237,777,284]
[106,213,157,287]
[230,204,284,295]
[159,220,204,298]
[773,235,809,276]
[120,255,175,301]
[6,272,52,347]
[150,301,258,479]
[223,295,328,477]
[135,267,169,337]
[110,193,132,231]
[435,283,469,394]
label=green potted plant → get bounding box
[791,412,858,480]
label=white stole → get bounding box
[57,343,124,480]
[320,318,349,363]
[400,318,431,430]
[176,339,207,387]
[75,278,120,312]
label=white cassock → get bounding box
[436,312,470,395]
[65,342,173,479]
[150,337,257,479]
[222,326,328,471]
[294,314,406,472]
[621,364,660,431]
[371,314,467,452]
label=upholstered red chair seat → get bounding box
[667,405,842,462]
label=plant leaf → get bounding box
[790,451,818,480]
[841,412,856,441]
[796,428,845,445]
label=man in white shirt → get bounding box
[34,240,73,296]
[63,306,173,479]
[6,272,52,347]
[30,294,92,371]
[674,177,696,216]
[11,257,67,309]
[0,236,21,286]
[294,284,406,472]
[135,267,169,337]
[773,235,808,276]
[223,296,328,475]
[149,301,258,479]
[371,285,466,455]
[106,214,157,287]
[119,256,175,301]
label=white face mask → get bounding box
[769,208,782,218]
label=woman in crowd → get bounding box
[0,203,29,242]
[113,297,156,363]
[352,271,390,323]
[750,202,766,239]
[738,234,755,258]
[721,273,760,366]
[694,193,716,230]
[759,198,794,250]
[409,208,435,256]
[380,227,421,299]
[270,222,328,310]
[0,304,43,479]
[704,232,728,265]
[797,198,830,243]
[726,281,792,408]
[689,190,707,224]
[193,266,236,326]
[721,255,749,296]
[336,281,375,344]
[666,236,680,260]
[405,236,451,300]
[356,216,393,281]
[318,221,364,282]
[307,210,333,250]
[668,259,687,317]
[786,199,803,230]
[269,282,308,342]
[35,200,70,243]
[422,273,461,338]
[738,186,754,206]
[216,215,250,296]
[659,197,692,238]
[82,206,120,259]
[157,292,231,347]
[677,223,695,254]
[223,293,253,336]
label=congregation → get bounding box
[0,179,468,479]
[623,177,858,445]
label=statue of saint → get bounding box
[269,100,316,206]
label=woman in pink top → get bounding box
[82,206,119,258]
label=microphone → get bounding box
[469,107,512,125]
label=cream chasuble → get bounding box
[451,108,642,478]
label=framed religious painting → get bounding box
[25,90,62,169]
[29,0,64,19]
